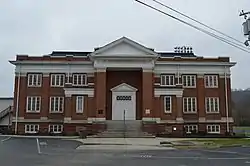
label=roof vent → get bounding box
[174,46,193,53]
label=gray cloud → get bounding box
[0,0,249,96]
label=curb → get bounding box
[0,135,80,139]
[82,143,132,146]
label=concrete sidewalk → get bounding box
[76,138,193,146]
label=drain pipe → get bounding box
[14,68,21,134]
[224,66,229,133]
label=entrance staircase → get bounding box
[89,120,155,138]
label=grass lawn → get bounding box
[193,138,250,146]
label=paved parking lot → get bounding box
[1,136,250,166]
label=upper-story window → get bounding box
[205,97,220,113]
[182,75,196,88]
[51,74,65,87]
[50,97,64,113]
[204,75,218,88]
[26,96,41,113]
[27,74,42,87]
[164,96,172,113]
[161,75,175,86]
[183,97,197,113]
[72,74,87,86]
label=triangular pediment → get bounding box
[89,37,158,58]
[111,83,138,92]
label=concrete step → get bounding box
[90,131,155,138]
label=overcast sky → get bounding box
[0,0,249,97]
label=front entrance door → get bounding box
[111,83,137,120]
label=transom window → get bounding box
[207,125,220,134]
[51,74,65,87]
[72,74,87,86]
[182,75,196,87]
[27,74,42,87]
[205,75,218,88]
[26,96,41,113]
[164,96,172,113]
[205,97,220,113]
[116,96,131,101]
[161,75,175,86]
[185,125,198,133]
[49,125,63,133]
[50,97,64,113]
[183,97,197,113]
[76,96,84,113]
[25,124,39,134]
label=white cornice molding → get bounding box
[154,88,183,97]
[64,88,94,97]
[155,61,236,67]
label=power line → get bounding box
[135,0,250,54]
[152,0,247,47]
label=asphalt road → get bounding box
[1,136,250,166]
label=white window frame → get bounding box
[164,96,172,113]
[160,75,175,86]
[26,96,41,113]
[207,125,220,134]
[204,75,218,88]
[182,75,196,88]
[27,74,42,87]
[50,97,64,113]
[72,74,87,86]
[76,96,84,113]
[183,97,197,113]
[185,125,198,134]
[25,124,39,134]
[205,97,220,113]
[50,74,65,87]
[49,125,63,134]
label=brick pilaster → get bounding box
[95,69,106,119]
[176,96,183,121]
[197,74,205,118]
[41,74,50,118]
[142,70,154,117]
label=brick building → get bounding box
[10,37,236,136]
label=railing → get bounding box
[0,106,12,120]
[123,110,126,138]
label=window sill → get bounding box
[160,85,176,87]
[164,112,172,114]
[51,86,65,88]
[183,86,196,88]
[27,85,42,88]
[26,111,40,113]
[205,86,219,89]
[50,111,64,114]
[207,132,220,134]
[25,131,38,134]
[183,112,197,114]
[206,112,220,114]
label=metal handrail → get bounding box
[123,110,126,138]
[0,106,12,119]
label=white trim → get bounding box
[49,97,64,113]
[87,118,106,123]
[27,73,42,87]
[49,124,63,134]
[64,88,94,97]
[183,97,197,113]
[204,75,219,88]
[182,75,196,88]
[25,124,39,134]
[111,83,138,92]
[50,74,65,87]
[205,97,220,113]
[40,117,48,120]
[155,61,236,67]
[154,88,183,97]
[72,74,87,86]
[160,75,175,86]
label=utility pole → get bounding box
[240,10,250,46]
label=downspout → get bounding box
[224,66,229,133]
[14,67,21,134]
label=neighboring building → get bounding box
[10,37,236,136]
[0,97,13,132]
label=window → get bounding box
[207,125,220,134]
[183,97,197,113]
[161,75,175,86]
[185,125,198,133]
[205,75,218,88]
[51,74,65,87]
[27,74,42,87]
[25,124,39,134]
[182,75,196,87]
[49,125,63,133]
[164,96,172,113]
[50,97,64,113]
[76,96,84,113]
[205,97,220,113]
[73,74,87,86]
[116,96,132,101]
[26,96,41,112]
